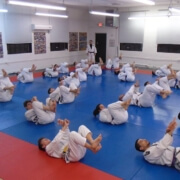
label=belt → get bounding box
[62,145,70,163]
[171,148,177,167]
[88,51,94,53]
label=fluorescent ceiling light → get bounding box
[8,0,66,11]
[0,9,8,13]
[133,0,155,5]
[90,11,119,17]
[169,8,180,13]
[128,15,168,20]
[128,15,180,20]
[36,12,68,18]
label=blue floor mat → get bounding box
[1,70,180,180]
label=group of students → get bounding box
[1,59,180,171]
[94,60,180,171]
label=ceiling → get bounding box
[39,0,180,9]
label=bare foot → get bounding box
[119,94,124,101]
[32,96,38,101]
[91,134,102,152]
[2,69,8,77]
[93,143,102,153]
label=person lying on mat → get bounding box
[38,119,102,163]
[135,117,180,171]
[23,96,56,124]
[17,64,36,83]
[93,99,131,125]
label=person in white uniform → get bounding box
[93,99,131,125]
[57,79,80,104]
[42,64,59,77]
[81,59,89,68]
[106,58,113,69]
[57,62,69,74]
[152,64,173,77]
[47,86,61,103]
[23,96,56,124]
[86,40,97,63]
[0,69,15,102]
[157,74,176,92]
[112,54,122,69]
[75,67,88,82]
[118,63,136,82]
[120,81,171,107]
[69,72,80,87]
[38,119,102,163]
[88,58,103,76]
[17,64,36,83]
[135,117,180,171]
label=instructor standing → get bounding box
[86,40,97,63]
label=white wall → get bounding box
[0,6,89,73]
[1,4,180,73]
[119,9,180,70]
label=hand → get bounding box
[166,117,177,134]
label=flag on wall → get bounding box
[34,32,46,54]
[0,32,3,58]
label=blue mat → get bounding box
[1,70,180,180]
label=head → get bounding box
[89,40,93,45]
[114,69,120,75]
[48,88,54,94]
[93,104,105,117]
[144,81,150,86]
[38,138,51,151]
[23,100,32,110]
[135,139,150,152]
[178,112,180,120]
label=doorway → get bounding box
[95,33,106,63]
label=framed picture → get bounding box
[34,32,46,54]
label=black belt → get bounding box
[88,51,94,53]
[171,148,177,167]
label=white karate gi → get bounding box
[0,77,14,102]
[81,59,89,68]
[32,101,55,124]
[106,58,113,69]
[138,83,163,107]
[57,62,69,74]
[112,57,120,69]
[88,64,102,76]
[155,65,171,77]
[143,133,180,171]
[46,125,90,163]
[158,76,171,91]
[17,68,34,83]
[118,65,135,82]
[59,83,77,104]
[70,76,80,87]
[25,109,38,124]
[99,101,128,125]
[76,68,87,82]
[44,68,58,77]
[86,44,97,63]
[122,84,140,102]
[49,87,61,102]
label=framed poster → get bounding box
[79,32,87,51]
[69,32,78,51]
[34,32,46,54]
[0,33,3,58]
